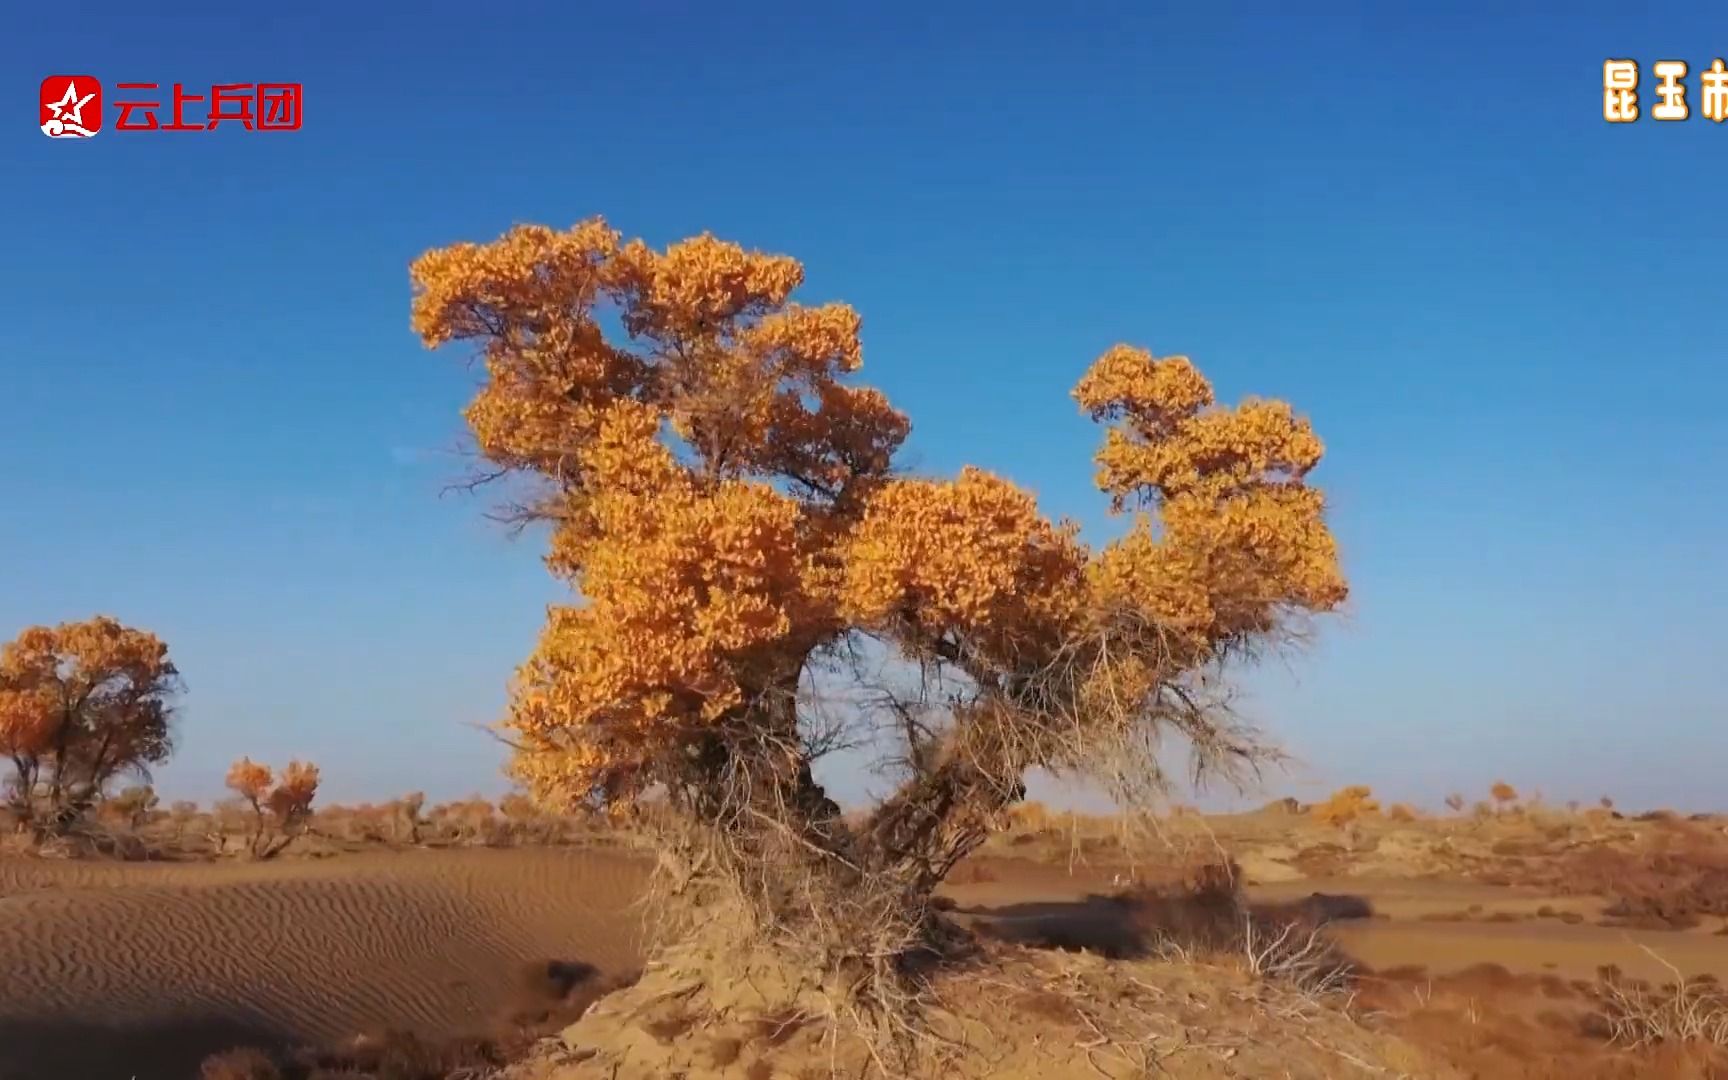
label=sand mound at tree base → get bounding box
[516,941,1451,1080]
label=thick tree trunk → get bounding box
[662,673,1035,978]
[862,754,1024,899]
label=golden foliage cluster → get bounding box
[0,616,179,829]
[411,217,1348,813]
[225,756,321,858]
[1311,785,1381,827]
[224,758,273,803]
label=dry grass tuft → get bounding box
[1237,916,1356,997]
[1595,949,1728,1049]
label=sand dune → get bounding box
[0,849,647,1080]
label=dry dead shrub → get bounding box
[317,801,394,844]
[1595,949,1728,1049]
[1310,785,1380,827]
[1602,859,1728,930]
[199,1047,281,1080]
[1140,861,1356,998]
[425,797,500,845]
[168,798,201,834]
[1357,965,1676,1080]
[494,791,596,846]
[99,783,159,829]
[1236,915,1354,996]
[201,797,250,855]
[1387,802,1418,823]
[1529,837,1728,931]
[975,856,1357,1002]
[393,791,426,843]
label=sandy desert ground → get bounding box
[0,849,646,1080]
[4,802,1728,1079]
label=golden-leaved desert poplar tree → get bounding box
[226,756,321,858]
[0,616,180,833]
[411,218,1346,977]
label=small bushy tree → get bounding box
[225,757,320,858]
[0,616,180,835]
[1490,780,1520,810]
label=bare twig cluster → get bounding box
[1239,916,1355,999]
[1595,948,1728,1048]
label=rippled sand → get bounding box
[0,848,646,1079]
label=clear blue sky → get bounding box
[5,5,1723,811]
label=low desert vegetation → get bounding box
[1311,784,1380,827]
[1594,952,1728,1050]
[1,783,622,861]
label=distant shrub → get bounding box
[169,799,200,827]
[395,790,426,843]
[1311,786,1379,827]
[101,784,159,829]
[1490,780,1519,809]
[427,796,500,845]
[1387,803,1418,823]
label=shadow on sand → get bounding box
[0,1013,296,1080]
[953,889,1374,959]
[0,957,626,1080]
